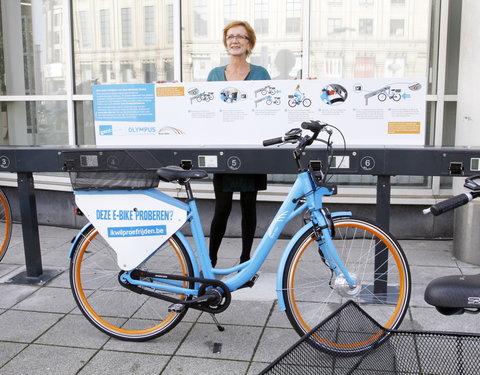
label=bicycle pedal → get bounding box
[168,303,186,313]
[239,273,259,289]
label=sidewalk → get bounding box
[1,224,480,374]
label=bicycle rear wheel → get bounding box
[0,189,12,262]
[283,216,410,353]
[70,225,194,341]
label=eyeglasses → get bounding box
[226,34,249,41]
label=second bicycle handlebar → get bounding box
[423,192,479,216]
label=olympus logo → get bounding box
[467,296,480,305]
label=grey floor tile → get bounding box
[46,269,70,288]
[266,304,292,328]
[176,323,263,361]
[162,356,249,375]
[0,263,20,279]
[104,321,193,355]
[0,341,27,367]
[252,327,299,363]
[198,300,273,326]
[0,310,62,342]
[409,265,461,285]
[0,283,38,309]
[78,350,170,375]
[0,344,95,375]
[14,286,77,313]
[35,314,111,349]
[410,306,480,334]
[248,361,271,375]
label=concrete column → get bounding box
[453,0,480,265]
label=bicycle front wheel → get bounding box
[0,189,12,262]
[70,225,194,341]
[283,216,410,350]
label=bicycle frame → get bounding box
[70,170,352,310]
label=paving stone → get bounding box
[103,321,193,355]
[0,341,27,367]
[197,300,273,326]
[252,327,299,363]
[176,322,263,361]
[0,344,95,375]
[78,350,169,374]
[13,286,77,314]
[0,310,62,342]
[35,314,112,349]
[162,356,248,375]
[0,283,38,309]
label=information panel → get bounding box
[93,78,426,146]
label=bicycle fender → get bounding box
[276,211,352,310]
[68,223,93,259]
[68,225,200,277]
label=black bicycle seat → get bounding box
[156,166,208,182]
[424,273,480,315]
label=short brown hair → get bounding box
[223,21,256,57]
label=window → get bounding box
[286,0,301,34]
[121,8,133,47]
[143,62,157,82]
[327,18,343,34]
[194,0,208,37]
[99,9,111,48]
[254,0,269,34]
[120,62,135,82]
[224,0,237,25]
[78,11,91,48]
[324,57,343,77]
[100,63,114,83]
[144,6,155,46]
[359,18,373,35]
[167,4,174,44]
[390,19,405,36]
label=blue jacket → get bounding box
[207,64,271,81]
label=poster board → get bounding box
[92,78,426,146]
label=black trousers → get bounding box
[209,189,258,267]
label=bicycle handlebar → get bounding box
[423,193,474,216]
[262,137,284,147]
[423,176,480,216]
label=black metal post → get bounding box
[17,172,43,278]
[374,175,391,296]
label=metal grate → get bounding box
[260,301,480,374]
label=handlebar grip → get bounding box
[263,137,283,147]
[301,121,322,132]
[426,193,472,216]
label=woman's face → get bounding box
[225,25,251,57]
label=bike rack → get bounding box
[1,145,480,284]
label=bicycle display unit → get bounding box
[67,121,411,350]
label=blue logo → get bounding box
[99,125,113,136]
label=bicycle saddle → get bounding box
[156,166,208,182]
[424,273,480,315]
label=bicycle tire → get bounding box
[70,225,194,341]
[0,189,13,262]
[302,98,312,107]
[283,216,410,354]
[378,93,387,102]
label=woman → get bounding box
[208,21,270,267]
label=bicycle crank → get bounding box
[118,270,231,314]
